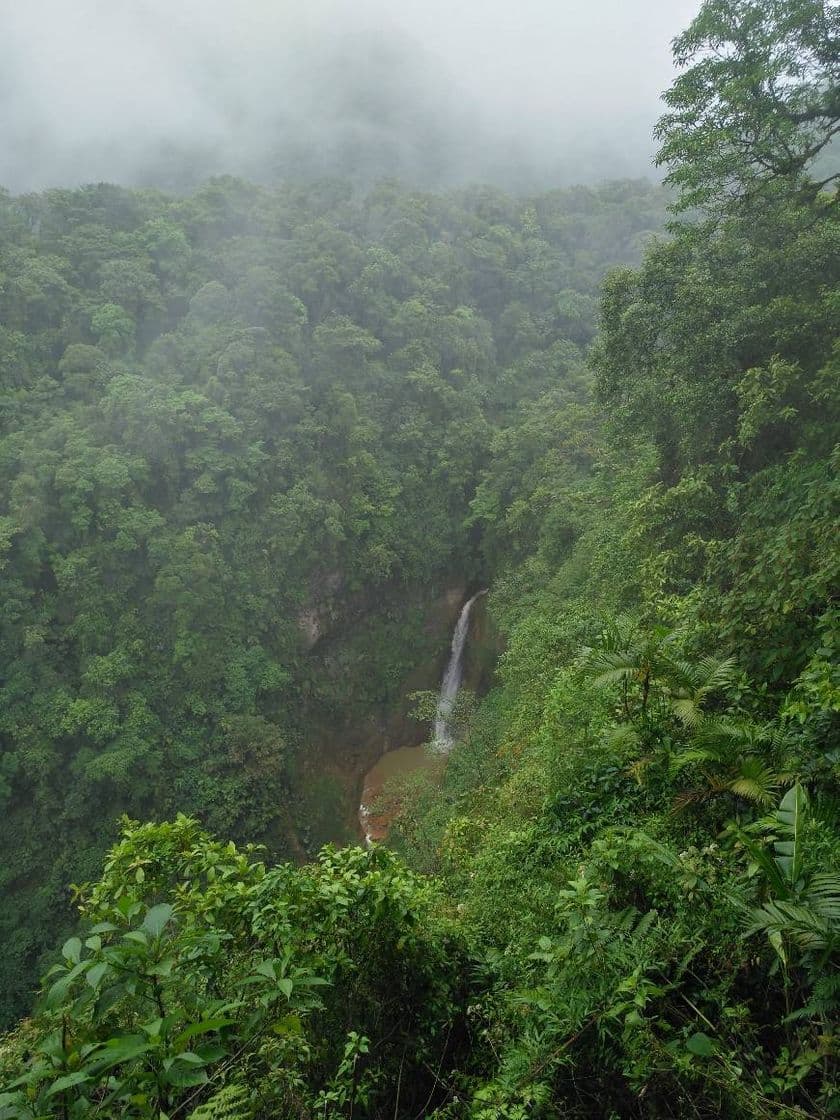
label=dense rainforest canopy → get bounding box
[1,0,838,1117]
[0,173,667,1026]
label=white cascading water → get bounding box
[359,589,488,844]
[433,589,487,751]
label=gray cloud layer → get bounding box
[0,0,701,193]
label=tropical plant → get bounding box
[738,784,840,966]
[0,818,468,1120]
[670,718,792,807]
[581,622,738,723]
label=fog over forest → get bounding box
[2,0,700,192]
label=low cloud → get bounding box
[0,0,701,193]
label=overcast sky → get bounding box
[0,0,702,193]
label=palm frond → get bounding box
[604,723,642,752]
[672,786,714,812]
[669,747,724,775]
[746,901,835,951]
[661,656,697,693]
[726,756,781,806]
[670,696,705,728]
[694,654,738,694]
[804,874,840,924]
[783,973,840,1022]
[590,663,638,688]
[692,715,750,747]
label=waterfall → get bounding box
[433,589,487,751]
[359,588,488,845]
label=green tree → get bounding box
[657,0,840,211]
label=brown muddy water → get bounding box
[359,744,445,842]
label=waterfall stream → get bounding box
[433,589,487,751]
[359,589,487,842]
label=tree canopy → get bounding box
[656,0,840,210]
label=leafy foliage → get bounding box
[0,817,467,1119]
[656,0,840,211]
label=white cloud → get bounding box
[0,0,702,191]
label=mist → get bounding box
[0,0,701,194]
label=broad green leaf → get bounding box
[163,1065,208,1088]
[774,783,807,886]
[62,937,82,964]
[271,1014,302,1037]
[85,1035,152,1074]
[141,903,174,938]
[173,1019,233,1046]
[88,922,118,935]
[686,1032,716,1057]
[45,962,89,1009]
[86,962,108,989]
[194,1042,227,1063]
[172,1051,206,1065]
[46,1071,89,1097]
[141,1018,165,1038]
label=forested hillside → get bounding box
[0,175,668,1022]
[1,0,838,1116]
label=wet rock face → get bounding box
[298,570,344,649]
[297,608,321,648]
[463,593,502,693]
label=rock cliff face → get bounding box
[462,593,500,694]
[297,609,322,649]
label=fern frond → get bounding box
[728,780,775,806]
[672,786,714,812]
[693,715,745,744]
[804,874,840,924]
[662,657,698,692]
[632,908,658,940]
[188,1083,254,1120]
[604,723,642,752]
[784,972,840,1022]
[695,654,738,694]
[669,747,722,775]
[665,655,738,706]
[590,664,637,688]
[812,791,840,829]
